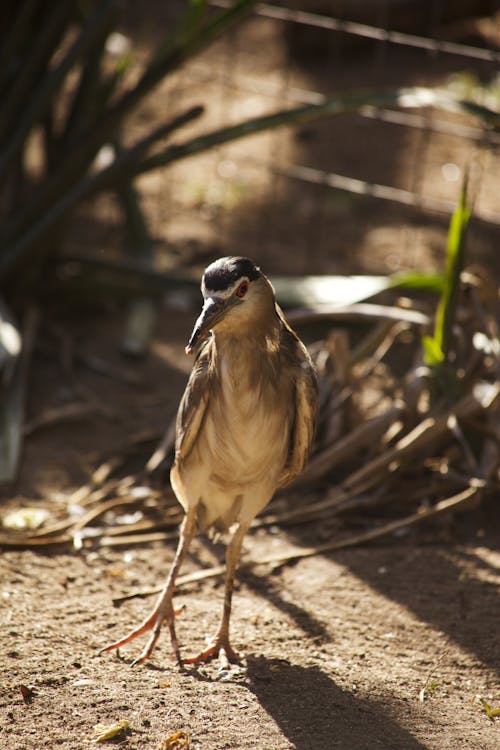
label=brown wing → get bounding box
[174,341,212,465]
[278,328,319,488]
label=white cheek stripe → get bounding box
[202,276,249,300]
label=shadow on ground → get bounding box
[246,656,429,750]
[241,528,500,682]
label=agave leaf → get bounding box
[0,0,41,94]
[390,271,444,294]
[52,255,440,317]
[0,2,71,142]
[272,275,390,307]
[0,106,204,281]
[135,0,251,98]
[62,3,120,146]
[0,0,253,280]
[1,81,481,282]
[116,154,157,356]
[134,88,500,176]
[273,271,443,308]
[0,0,117,184]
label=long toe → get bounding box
[98,615,158,655]
[99,605,183,662]
[184,637,241,667]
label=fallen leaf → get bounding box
[3,507,49,530]
[19,684,35,703]
[92,719,130,742]
[159,730,190,749]
[419,681,439,702]
[480,698,500,719]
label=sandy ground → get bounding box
[1,307,499,750]
[1,519,500,750]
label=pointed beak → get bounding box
[185,297,226,354]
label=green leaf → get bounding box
[273,271,443,308]
[480,698,500,719]
[422,335,445,366]
[272,275,391,307]
[422,170,471,372]
[433,173,471,357]
[390,271,445,294]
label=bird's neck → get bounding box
[211,308,282,390]
[213,306,281,353]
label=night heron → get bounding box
[100,256,318,669]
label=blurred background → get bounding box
[62,0,500,278]
[1,0,499,520]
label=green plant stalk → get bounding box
[423,172,471,369]
[114,126,155,267]
[435,174,471,358]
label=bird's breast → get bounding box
[208,354,292,481]
[173,337,295,530]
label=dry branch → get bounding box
[293,403,405,488]
[113,483,482,603]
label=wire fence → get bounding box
[120,1,500,277]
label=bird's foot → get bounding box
[98,603,184,666]
[184,634,241,671]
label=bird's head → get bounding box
[185,256,272,354]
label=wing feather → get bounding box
[174,342,212,465]
[279,332,318,487]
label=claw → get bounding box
[184,636,241,667]
[99,605,184,664]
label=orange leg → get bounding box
[184,521,249,669]
[99,510,197,666]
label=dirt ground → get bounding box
[1,306,499,750]
[1,3,500,749]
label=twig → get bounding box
[145,417,176,473]
[0,531,71,547]
[354,321,411,377]
[288,385,499,522]
[112,564,227,605]
[293,403,405,488]
[100,530,179,547]
[77,351,144,386]
[286,303,430,327]
[111,484,481,602]
[23,401,107,436]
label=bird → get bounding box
[100,256,318,669]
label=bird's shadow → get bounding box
[245,655,430,750]
[241,568,330,641]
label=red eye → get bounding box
[236,281,248,298]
